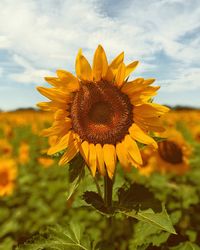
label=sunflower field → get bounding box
[1,46,200,250]
[1,108,200,250]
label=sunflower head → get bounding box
[37,45,169,179]
[0,158,17,197]
[150,129,191,175]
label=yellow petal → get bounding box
[103,144,116,179]
[54,109,70,121]
[116,142,131,171]
[124,135,143,165]
[134,103,170,117]
[37,87,71,103]
[105,52,124,82]
[37,101,66,112]
[125,61,139,78]
[121,78,144,94]
[56,70,80,92]
[88,144,97,176]
[115,63,126,87]
[37,102,52,111]
[59,139,80,165]
[93,45,108,81]
[129,124,157,148]
[96,144,106,176]
[41,120,71,137]
[109,51,124,72]
[48,131,73,155]
[75,49,92,81]
[44,77,61,87]
[143,78,156,85]
[79,140,89,164]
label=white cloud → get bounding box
[158,66,200,91]
[0,0,199,94]
[9,55,53,84]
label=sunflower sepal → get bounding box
[82,191,114,215]
[65,153,85,200]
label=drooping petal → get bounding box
[116,142,131,171]
[129,124,158,148]
[124,135,143,165]
[103,144,116,179]
[75,49,93,81]
[41,120,71,137]
[134,116,165,133]
[47,131,73,155]
[59,139,80,165]
[96,144,106,176]
[93,45,108,81]
[114,63,126,87]
[88,144,97,176]
[125,61,139,78]
[79,140,89,165]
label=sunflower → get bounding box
[38,156,54,168]
[0,139,13,157]
[18,142,30,165]
[37,45,169,179]
[0,158,17,196]
[141,130,191,175]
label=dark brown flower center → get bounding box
[70,81,133,145]
[158,140,183,164]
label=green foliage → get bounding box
[2,113,200,249]
[66,154,85,201]
[117,183,162,212]
[17,224,95,250]
[120,207,175,234]
[129,221,170,249]
[82,191,108,214]
[170,242,200,250]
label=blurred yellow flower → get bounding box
[0,139,13,157]
[139,130,191,176]
[0,158,17,196]
[37,45,169,178]
[38,157,54,168]
[18,142,30,165]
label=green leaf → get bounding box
[129,221,170,249]
[66,156,85,201]
[117,183,162,212]
[82,191,108,214]
[119,206,176,234]
[152,136,167,142]
[69,153,85,183]
[17,224,93,250]
[170,241,200,250]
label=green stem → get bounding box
[104,173,113,209]
[93,176,102,198]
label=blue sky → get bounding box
[0,0,200,110]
